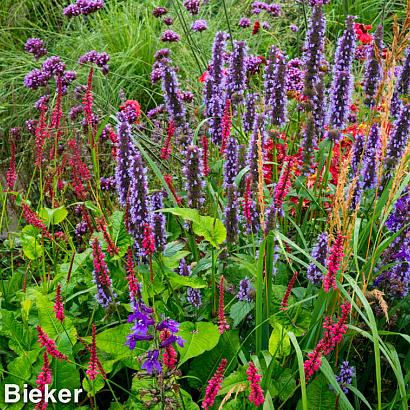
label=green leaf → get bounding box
[39,206,68,225]
[59,249,92,275]
[296,375,337,410]
[52,360,80,390]
[82,375,105,395]
[161,208,226,247]
[218,365,248,396]
[166,272,207,289]
[192,216,226,247]
[177,322,220,365]
[188,331,240,389]
[230,301,254,327]
[21,235,43,260]
[268,323,290,357]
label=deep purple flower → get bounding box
[63,0,104,17]
[303,5,326,97]
[306,232,328,285]
[205,32,228,144]
[267,3,281,17]
[262,21,271,30]
[115,112,133,207]
[336,361,355,393]
[237,277,254,302]
[301,115,318,175]
[239,17,251,28]
[384,104,410,179]
[192,19,207,32]
[312,72,326,133]
[243,93,258,133]
[327,16,356,133]
[147,104,165,119]
[290,24,299,33]
[142,349,162,374]
[227,41,248,105]
[225,184,238,243]
[184,145,205,209]
[363,25,383,105]
[178,258,191,277]
[267,52,288,127]
[246,55,264,75]
[361,123,380,189]
[264,46,277,106]
[351,133,365,176]
[128,149,150,255]
[163,16,174,26]
[42,56,66,77]
[100,176,116,191]
[151,192,166,252]
[385,190,409,233]
[24,38,47,59]
[161,30,181,43]
[308,0,330,5]
[34,95,50,111]
[391,47,410,117]
[161,63,190,144]
[24,69,49,89]
[79,50,110,75]
[74,221,88,239]
[187,287,202,307]
[153,7,167,18]
[224,137,239,187]
[183,0,200,15]
[26,119,38,135]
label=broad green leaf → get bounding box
[177,322,220,365]
[192,216,226,247]
[82,375,105,395]
[268,323,290,357]
[51,206,68,225]
[161,208,201,224]
[230,301,254,327]
[167,272,207,289]
[218,365,248,396]
[21,235,43,260]
[296,375,337,410]
[52,360,80,390]
[59,249,92,275]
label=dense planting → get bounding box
[0,0,409,409]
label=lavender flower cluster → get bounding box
[79,50,110,74]
[24,38,47,60]
[64,0,104,17]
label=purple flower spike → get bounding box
[306,232,328,285]
[361,123,380,190]
[151,192,166,252]
[363,25,383,105]
[128,149,150,255]
[63,0,104,17]
[384,104,410,180]
[224,137,239,187]
[79,50,110,74]
[303,5,326,97]
[336,361,355,393]
[225,184,239,243]
[187,287,202,307]
[237,277,254,302]
[243,93,258,134]
[24,38,47,59]
[184,145,205,209]
[227,40,248,106]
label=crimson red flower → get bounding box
[160,120,175,160]
[53,283,65,322]
[22,203,53,240]
[36,326,68,360]
[97,217,119,256]
[354,23,373,44]
[199,70,209,83]
[142,223,155,256]
[323,233,345,292]
[35,352,52,410]
[281,271,298,310]
[120,99,141,120]
[218,276,230,334]
[252,21,260,35]
[86,324,99,380]
[220,98,232,154]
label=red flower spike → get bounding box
[34,103,49,168]
[164,174,182,205]
[202,358,228,409]
[160,120,175,160]
[246,362,265,407]
[218,276,230,334]
[220,98,232,154]
[86,324,99,380]
[142,223,155,256]
[323,233,344,292]
[36,326,67,360]
[53,283,65,322]
[161,330,178,369]
[91,238,111,287]
[281,271,298,310]
[97,217,119,256]
[22,203,53,240]
[201,135,210,176]
[35,352,52,410]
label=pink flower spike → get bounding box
[36,326,67,360]
[202,358,227,409]
[247,361,265,407]
[35,352,52,410]
[86,324,99,380]
[53,283,65,322]
[323,233,345,292]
